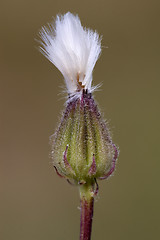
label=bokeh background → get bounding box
[1,0,160,239]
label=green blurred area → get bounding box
[0,0,160,239]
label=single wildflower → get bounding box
[38,12,119,240]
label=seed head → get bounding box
[39,12,101,100]
[38,12,118,186]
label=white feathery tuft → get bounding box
[39,12,102,98]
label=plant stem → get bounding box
[79,183,94,240]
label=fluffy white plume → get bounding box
[39,12,101,98]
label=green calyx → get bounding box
[50,90,118,184]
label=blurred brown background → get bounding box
[0,0,160,239]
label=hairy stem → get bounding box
[79,183,94,240]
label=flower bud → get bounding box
[50,90,118,185]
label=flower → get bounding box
[38,12,118,187]
[39,12,101,99]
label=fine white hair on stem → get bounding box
[39,12,102,99]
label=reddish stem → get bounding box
[80,187,94,240]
